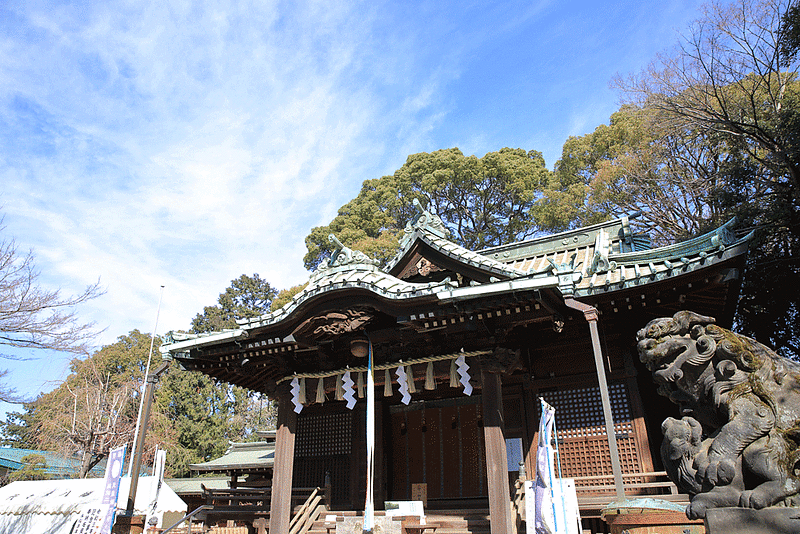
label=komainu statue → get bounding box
[637,311,800,519]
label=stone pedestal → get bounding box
[705,507,800,534]
[602,500,704,534]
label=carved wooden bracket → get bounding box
[479,347,521,374]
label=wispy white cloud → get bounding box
[0,0,709,406]
[2,0,456,341]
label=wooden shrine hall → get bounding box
[160,207,751,533]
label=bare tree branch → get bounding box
[0,226,104,359]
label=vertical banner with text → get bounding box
[72,444,127,534]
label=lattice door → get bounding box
[294,410,352,505]
[539,382,643,490]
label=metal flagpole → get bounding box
[364,337,375,533]
[128,285,165,477]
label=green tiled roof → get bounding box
[189,441,275,472]
[161,215,752,362]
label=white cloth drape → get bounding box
[535,398,557,534]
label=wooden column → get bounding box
[269,394,297,534]
[481,370,512,534]
[374,399,386,507]
[565,297,625,500]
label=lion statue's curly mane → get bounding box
[637,311,800,519]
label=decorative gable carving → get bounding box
[292,307,374,344]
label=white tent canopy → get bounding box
[0,476,186,534]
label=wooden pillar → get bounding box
[565,297,625,500]
[374,399,386,507]
[269,394,297,534]
[481,370,512,534]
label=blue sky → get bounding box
[0,0,707,415]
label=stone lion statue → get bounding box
[637,311,800,519]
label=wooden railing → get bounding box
[288,486,327,534]
[159,505,212,534]
[573,471,678,496]
[201,484,326,509]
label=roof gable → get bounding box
[384,205,528,283]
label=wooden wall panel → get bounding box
[389,398,487,502]
[439,404,461,499]
[390,411,409,500]
[423,406,442,499]
[406,409,425,495]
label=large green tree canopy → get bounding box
[573,0,800,359]
[304,147,563,270]
[191,273,277,332]
[554,105,765,245]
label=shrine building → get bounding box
[160,207,750,533]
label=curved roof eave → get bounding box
[572,228,752,298]
[161,262,458,357]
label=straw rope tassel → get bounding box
[335,374,344,401]
[406,365,417,393]
[450,359,459,387]
[384,369,392,397]
[299,377,307,405]
[425,361,436,390]
[316,377,326,404]
[357,371,364,398]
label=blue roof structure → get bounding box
[0,448,106,478]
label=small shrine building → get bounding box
[160,209,751,533]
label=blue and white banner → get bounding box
[535,399,556,534]
[73,444,126,534]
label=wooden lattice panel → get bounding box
[540,382,643,486]
[295,411,352,456]
[294,410,354,506]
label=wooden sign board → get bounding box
[411,483,427,507]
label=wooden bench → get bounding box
[391,516,440,534]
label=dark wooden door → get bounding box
[389,397,487,502]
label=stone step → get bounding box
[307,511,491,534]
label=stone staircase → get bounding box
[306,509,492,534]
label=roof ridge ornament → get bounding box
[323,234,380,269]
[400,198,450,247]
[546,253,583,296]
[587,229,617,275]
